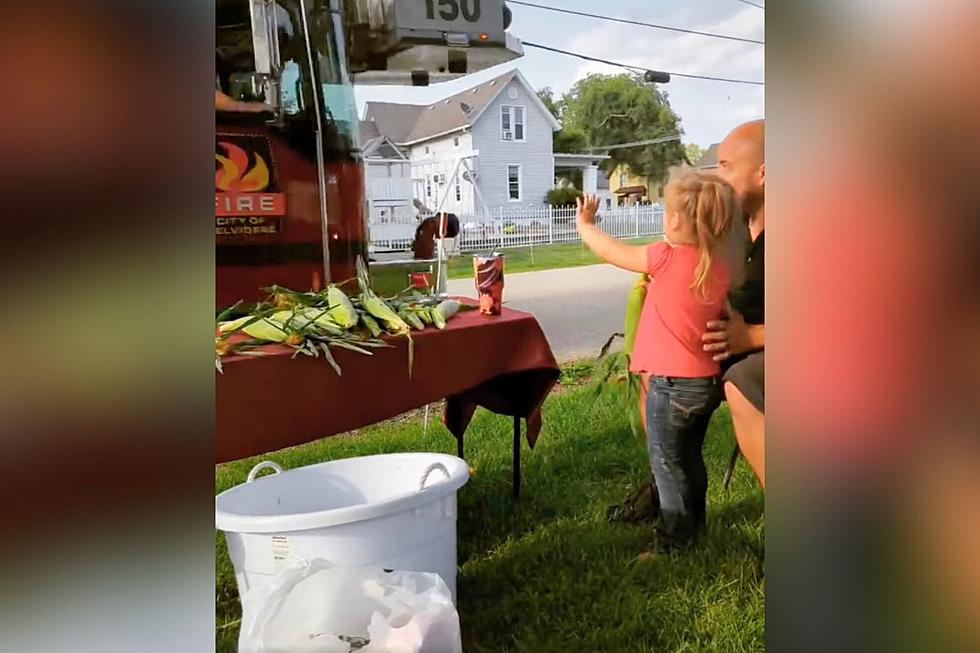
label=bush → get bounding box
[545,187,583,206]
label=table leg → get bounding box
[513,415,521,498]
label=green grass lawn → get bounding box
[215,362,764,652]
[445,237,662,280]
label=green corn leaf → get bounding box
[328,340,373,356]
[215,300,243,324]
[317,342,342,376]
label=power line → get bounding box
[733,0,765,9]
[509,0,764,46]
[522,41,765,86]
[589,135,683,153]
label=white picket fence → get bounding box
[368,204,665,253]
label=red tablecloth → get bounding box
[216,301,559,463]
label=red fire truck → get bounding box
[216,0,521,307]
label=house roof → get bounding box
[363,69,560,146]
[615,185,648,196]
[359,119,380,143]
[553,152,612,168]
[359,121,408,160]
[696,143,719,169]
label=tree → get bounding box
[545,187,582,206]
[538,87,587,154]
[537,87,562,120]
[560,73,687,185]
[553,127,588,153]
[684,143,706,166]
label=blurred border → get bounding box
[0,1,216,651]
[768,1,980,651]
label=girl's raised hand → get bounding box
[576,193,600,227]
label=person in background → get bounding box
[215,52,273,114]
[577,167,738,550]
[412,213,459,260]
[215,88,272,113]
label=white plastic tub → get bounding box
[216,453,470,609]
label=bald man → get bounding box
[703,120,766,488]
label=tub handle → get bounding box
[247,461,284,483]
[418,463,450,491]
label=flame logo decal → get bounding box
[216,141,270,192]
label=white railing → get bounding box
[368,204,664,253]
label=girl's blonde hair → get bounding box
[664,166,738,298]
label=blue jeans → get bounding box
[646,375,723,545]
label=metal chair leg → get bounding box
[723,443,740,491]
[513,415,521,499]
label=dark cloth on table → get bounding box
[216,301,558,462]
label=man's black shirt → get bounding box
[728,229,764,325]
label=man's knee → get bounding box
[725,380,763,420]
[724,381,748,412]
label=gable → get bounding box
[363,103,424,144]
[696,143,719,168]
[363,68,559,147]
[468,69,560,133]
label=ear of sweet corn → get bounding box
[325,286,358,329]
[623,274,649,357]
[434,300,460,321]
[362,293,410,334]
[415,308,434,326]
[218,315,252,334]
[360,313,383,338]
[242,318,289,342]
[219,315,290,342]
[430,307,446,330]
[398,307,425,331]
[431,300,461,330]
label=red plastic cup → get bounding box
[473,254,504,315]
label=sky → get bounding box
[353,0,765,148]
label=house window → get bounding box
[453,137,460,147]
[618,169,628,187]
[425,146,430,155]
[507,165,522,201]
[500,106,525,142]
[425,175,432,199]
[605,198,612,210]
[455,179,462,202]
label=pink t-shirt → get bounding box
[630,242,731,377]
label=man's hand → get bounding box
[575,193,600,229]
[703,311,760,361]
[216,90,273,114]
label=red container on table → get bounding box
[473,254,504,315]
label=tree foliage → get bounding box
[539,88,587,154]
[545,186,583,206]
[684,143,706,166]
[537,87,562,120]
[559,73,686,184]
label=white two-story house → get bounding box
[361,69,560,215]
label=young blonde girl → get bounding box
[577,168,737,549]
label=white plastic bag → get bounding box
[361,570,462,653]
[238,559,461,653]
